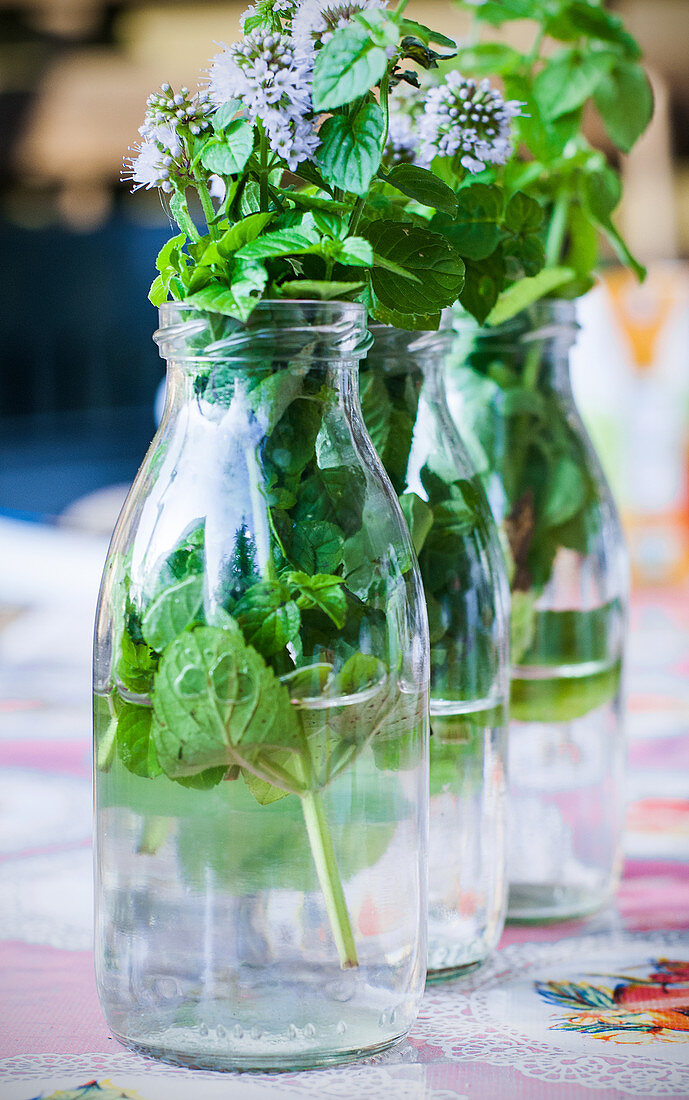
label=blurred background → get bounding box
[1,0,689,586]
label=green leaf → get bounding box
[277,188,350,214]
[336,236,374,265]
[534,50,613,121]
[386,164,457,215]
[549,1,641,58]
[431,183,504,261]
[237,227,319,261]
[363,221,465,315]
[316,101,384,196]
[287,571,348,629]
[337,652,386,694]
[141,574,204,652]
[183,264,267,321]
[468,0,535,24]
[200,119,255,175]
[116,702,162,778]
[370,300,441,331]
[214,212,275,257]
[291,520,345,574]
[151,622,302,780]
[399,492,433,555]
[504,191,543,235]
[117,631,158,694]
[486,266,576,326]
[541,456,586,528]
[234,580,301,657]
[155,232,187,274]
[459,253,505,324]
[593,60,654,153]
[212,99,242,130]
[580,168,645,280]
[312,24,388,111]
[398,18,455,48]
[148,273,169,307]
[455,41,522,76]
[277,279,366,301]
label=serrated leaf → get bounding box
[534,50,612,121]
[431,183,504,261]
[200,119,255,175]
[234,580,301,657]
[116,702,162,778]
[386,164,457,215]
[155,232,187,274]
[593,60,654,153]
[237,227,319,261]
[316,101,384,195]
[398,18,455,48]
[142,574,204,651]
[486,266,575,326]
[151,623,302,781]
[148,273,169,306]
[291,520,344,573]
[312,24,388,111]
[364,221,465,315]
[370,300,441,331]
[288,572,348,628]
[214,212,275,257]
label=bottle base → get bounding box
[506,881,612,923]
[426,957,485,984]
[112,1029,409,1072]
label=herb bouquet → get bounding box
[92,0,480,1070]
[379,0,651,921]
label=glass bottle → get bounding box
[446,301,628,922]
[93,301,430,1070]
[361,326,509,979]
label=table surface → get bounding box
[1,515,688,1100]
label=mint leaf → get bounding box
[215,212,275,257]
[234,580,301,657]
[580,167,645,280]
[141,574,204,652]
[277,280,366,301]
[399,492,433,555]
[116,702,162,778]
[291,520,344,573]
[151,623,302,780]
[316,102,384,196]
[200,119,255,175]
[237,227,318,261]
[534,50,612,121]
[117,631,158,694]
[486,266,575,326]
[386,164,457,215]
[431,183,504,261]
[363,221,465,316]
[312,24,388,111]
[593,60,654,153]
[286,571,348,629]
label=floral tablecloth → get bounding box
[1,515,688,1100]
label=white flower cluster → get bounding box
[208,29,319,171]
[123,83,214,193]
[291,0,387,58]
[142,83,214,137]
[418,73,522,174]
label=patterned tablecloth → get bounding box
[1,516,688,1100]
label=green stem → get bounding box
[196,180,218,239]
[259,127,270,212]
[394,0,411,15]
[348,195,366,237]
[545,191,569,267]
[300,788,359,969]
[380,68,391,152]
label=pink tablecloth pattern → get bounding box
[0,518,688,1099]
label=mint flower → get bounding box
[291,0,388,58]
[208,30,319,170]
[418,72,522,174]
[122,123,183,193]
[142,83,213,138]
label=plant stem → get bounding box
[545,191,569,267]
[196,181,218,239]
[380,68,391,152]
[394,0,411,15]
[348,195,366,237]
[300,788,359,969]
[259,127,269,212]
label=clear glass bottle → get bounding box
[446,301,628,922]
[361,326,509,979]
[93,301,430,1070]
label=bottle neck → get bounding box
[450,300,578,394]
